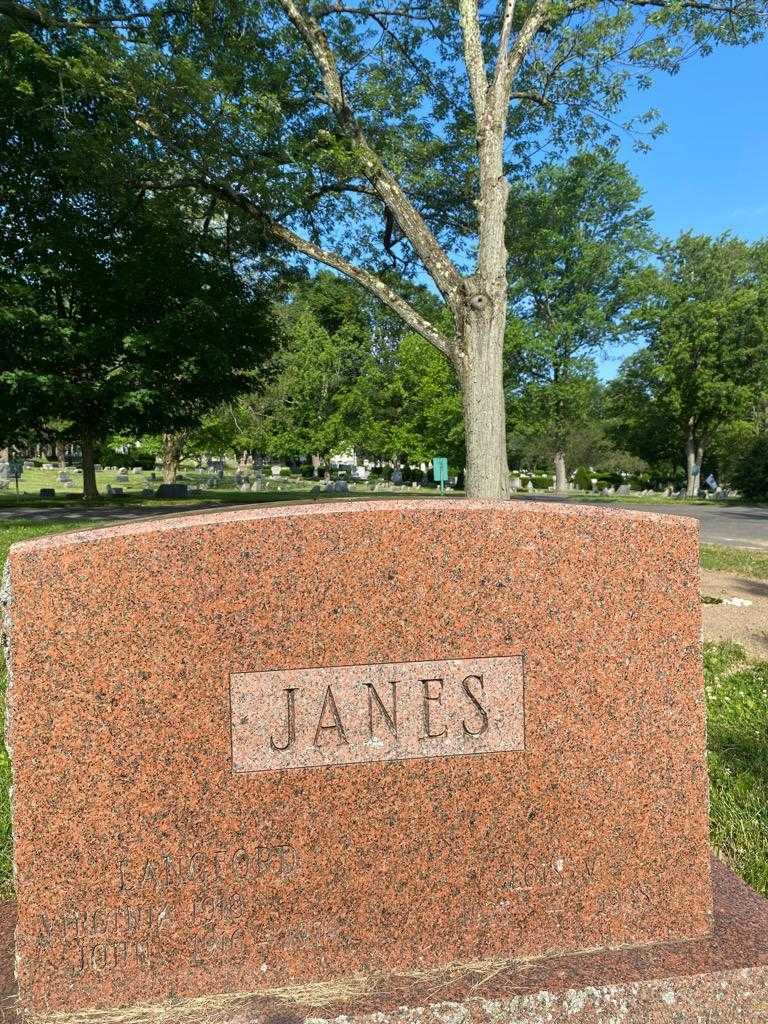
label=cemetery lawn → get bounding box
[700,544,768,580]
[0,521,766,901]
[706,642,768,896]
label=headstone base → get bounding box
[3,859,767,1024]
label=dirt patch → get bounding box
[701,569,768,659]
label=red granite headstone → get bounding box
[3,500,713,1016]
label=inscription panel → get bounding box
[230,656,525,772]
[33,845,670,981]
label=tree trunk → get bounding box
[457,312,510,500]
[162,432,185,484]
[685,422,703,498]
[554,451,568,492]
[81,435,98,500]
[55,439,67,470]
[454,72,513,502]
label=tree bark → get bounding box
[162,432,185,483]
[81,435,98,500]
[450,0,518,502]
[55,439,67,470]
[554,451,568,492]
[456,310,510,500]
[685,421,703,497]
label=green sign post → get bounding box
[432,457,448,495]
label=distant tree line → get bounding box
[98,235,768,500]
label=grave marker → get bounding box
[2,500,767,1020]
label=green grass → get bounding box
[512,491,743,507]
[700,544,768,579]
[705,641,768,895]
[0,520,766,901]
[0,465,457,508]
[0,520,99,560]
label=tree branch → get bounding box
[276,0,465,309]
[458,0,488,120]
[0,0,45,25]
[620,0,756,12]
[484,0,551,130]
[205,180,454,358]
[496,0,518,75]
[128,123,454,354]
[506,0,552,83]
[315,3,431,17]
[510,89,553,107]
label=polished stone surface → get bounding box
[231,655,525,772]
[0,860,766,1023]
[3,501,711,1015]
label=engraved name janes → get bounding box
[230,656,524,772]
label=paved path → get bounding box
[1,496,766,549]
[520,495,768,549]
[0,502,221,525]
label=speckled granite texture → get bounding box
[4,501,713,1015]
[0,860,766,1023]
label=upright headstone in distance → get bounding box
[3,501,767,1021]
[155,483,189,499]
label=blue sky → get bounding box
[600,39,768,377]
[621,42,768,243]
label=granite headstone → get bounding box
[2,501,765,1021]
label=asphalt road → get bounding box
[1,495,766,549]
[521,495,768,550]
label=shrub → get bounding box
[299,465,316,479]
[531,474,553,490]
[573,466,594,491]
[279,467,293,477]
[628,474,652,490]
[732,436,768,500]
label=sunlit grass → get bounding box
[705,641,768,896]
[700,544,768,580]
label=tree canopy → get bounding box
[506,151,654,487]
[2,0,764,496]
[0,32,278,495]
[608,233,768,495]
